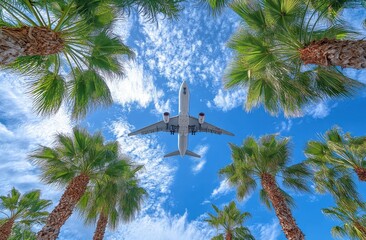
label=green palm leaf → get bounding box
[225,0,364,116]
[69,69,112,119]
[30,72,66,115]
[323,200,366,239]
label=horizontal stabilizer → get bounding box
[163,150,201,158]
[186,150,201,158]
[164,151,180,158]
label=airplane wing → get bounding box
[128,116,179,136]
[188,116,234,136]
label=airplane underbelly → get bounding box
[179,115,189,136]
[178,135,187,155]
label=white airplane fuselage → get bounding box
[178,81,190,156]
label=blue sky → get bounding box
[1,1,366,240]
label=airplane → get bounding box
[128,81,234,158]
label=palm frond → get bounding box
[29,72,66,116]
[69,69,112,119]
[282,163,311,192]
[200,0,231,16]
[230,0,267,32]
[313,67,364,98]
[115,0,183,21]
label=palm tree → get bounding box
[30,127,132,240]
[306,127,366,182]
[225,0,363,116]
[220,135,311,240]
[78,163,147,240]
[0,0,183,119]
[0,0,134,118]
[0,188,51,240]
[205,201,254,240]
[322,200,366,239]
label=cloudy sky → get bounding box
[1,1,366,240]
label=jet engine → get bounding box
[198,112,205,124]
[163,112,170,123]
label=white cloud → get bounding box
[107,211,214,240]
[134,3,238,91]
[210,88,247,111]
[112,17,132,41]
[253,219,281,240]
[190,145,209,174]
[107,61,171,114]
[211,179,234,198]
[303,101,336,119]
[276,119,293,134]
[0,122,14,138]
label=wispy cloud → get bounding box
[0,122,14,138]
[190,145,209,174]
[208,88,247,112]
[210,179,234,198]
[107,61,171,114]
[252,218,281,240]
[303,101,337,119]
[132,2,238,92]
[275,119,293,134]
[107,211,214,240]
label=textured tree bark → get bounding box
[36,174,90,240]
[93,213,108,240]
[225,231,232,240]
[354,167,366,181]
[0,26,64,65]
[299,39,366,69]
[354,221,366,239]
[0,217,15,240]
[261,173,305,240]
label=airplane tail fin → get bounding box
[163,150,201,158]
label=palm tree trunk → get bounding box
[0,217,15,240]
[354,167,366,181]
[354,221,366,238]
[93,212,108,240]
[299,39,366,69]
[261,173,305,240]
[36,174,90,240]
[0,26,64,65]
[225,231,232,240]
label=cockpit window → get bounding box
[183,87,187,94]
